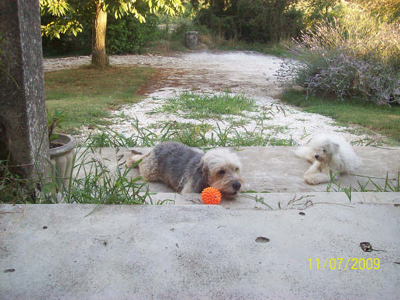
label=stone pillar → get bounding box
[0,0,49,179]
[185,31,199,50]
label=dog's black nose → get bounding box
[232,181,241,191]
[315,154,319,159]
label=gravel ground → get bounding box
[44,51,383,145]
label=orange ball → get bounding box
[201,187,222,205]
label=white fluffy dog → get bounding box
[295,133,361,185]
[126,142,243,198]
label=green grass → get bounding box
[149,121,214,132]
[158,92,257,119]
[45,66,155,134]
[87,119,296,148]
[1,146,159,205]
[280,89,400,144]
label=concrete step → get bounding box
[149,191,400,209]
[1,200,399,299]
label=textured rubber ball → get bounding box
[201,187,222,205]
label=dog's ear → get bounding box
[330,142,340,153]
[201,162,210,184]
[189,161,209,192]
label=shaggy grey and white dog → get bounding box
[126,142,243,198]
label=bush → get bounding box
[196,0,303,43]
[169,17,199,40]
[42,27,91,57]
[42,14,159,56]
[294,51,400,105]
[236,0,304,43]
[106,15,158,54]
[197,8,237,40]
[283,2,400,106]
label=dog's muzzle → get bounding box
[232,181,241,191]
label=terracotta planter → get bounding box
[49,133,77,189]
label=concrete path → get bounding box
[1,146,399,299]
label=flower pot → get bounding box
[49,133,77,190]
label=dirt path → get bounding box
[44,52,283,96]
[44,52,383,145]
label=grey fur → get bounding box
[151,142,208,193]
[127,141,243,197]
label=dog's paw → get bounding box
[304,176,320,185]
[303,173,330,185]
[126,154,143,168]
[126,157,134,168]
[306,158,315,164]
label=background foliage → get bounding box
[283,1,400,106]
[41,0,400,106]
[40,0,183,57]
[194,0,301,43]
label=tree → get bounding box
[40,0,184,67]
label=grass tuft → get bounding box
[326,171,400,201]
[87,118,296,148]
[1,144,156,205]
[157,92,257,119]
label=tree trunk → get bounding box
[91,2,109,68]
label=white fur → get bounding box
[202,148,242,174]
[296,133,362,185]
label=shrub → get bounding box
[42,13,159,56]
[282,2,400,106]
[305,5,400,69]
[295,51,400,105]
[197,8,238,40]
[169,17,201,41]
[236,0,303,43]
[196,0,303,43]
[42,27,91,57]
[106,15,158,54]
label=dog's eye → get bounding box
[235,167,240,172]
[323,149,327,153]
[218,169,225,175]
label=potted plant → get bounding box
[47,110,77,190]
